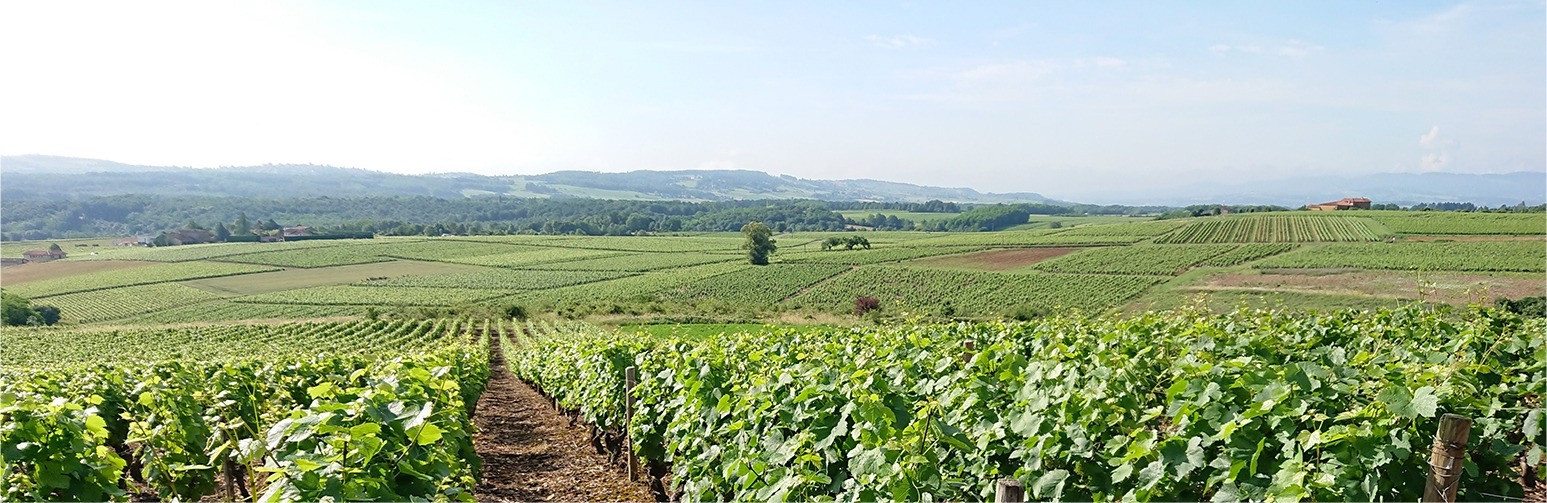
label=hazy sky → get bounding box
[3,1,1543,199]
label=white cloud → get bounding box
[1209,39,1324,58]
[1419,125,1443,147]
[865,34,933,49]
[1418,126,1454,171]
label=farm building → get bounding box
[282,226,312,237]
[1306,197,1372,211]
[22,250,67,262]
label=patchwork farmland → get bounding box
[2,209,1544,501]
[2,211,1543,324]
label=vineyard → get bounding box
[236,285,515,306]
[507,308,1546,501]
[5,261,277,298]
[1254,241,1547,272]
[1365,212,1546,235]
[1154,216,1385,244]
[0,319,492,501]
[1,209,1543,325]
[1032,244,1238,275]
[785,266,1162,315]
[219,244,395,268]
[48,283,225,323]
[1198,243,1296,267]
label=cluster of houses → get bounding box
[1305,197,1372,211]
[1,249,68,267]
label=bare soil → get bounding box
[474,339,652,502]
[910,247,1081,271]
[1188,271,1544,305]
[0,260,157,285]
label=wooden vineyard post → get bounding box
[995,478,1024,503]
[625,365,639,482]
[223,457,235,501]
[963,340,976,364]
[1423,413,1472,503]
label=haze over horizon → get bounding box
[3,1,1543,201]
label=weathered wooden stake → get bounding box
[625,365,639,482]
[223,457,235,501]
[1423,413,1472,503]
[995,478,1024,503]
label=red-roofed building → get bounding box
[1306,197,1372,211]
[22,250,67,262]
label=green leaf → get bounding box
[934,421,972,451]
[293,458,323,472]
[1409,386,1438,418]
[407,423,444,445]
[1138,460,1166,489]
[84,414,108,438]
[350,423,382,437]
[1033,469,1069,499]
[850,447,887,477]
[1378,385,1436,419]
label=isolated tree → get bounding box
[48,243,62,253]
[235,212,251,234]
[214,223,231,241]
[740,221,777,265]
[821,236,843,251]
[1,293,32,326]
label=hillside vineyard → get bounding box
[1,209,1544,500]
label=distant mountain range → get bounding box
[2,155,1540,207]
[0,155,1059,204]
[1079,171,1546,207]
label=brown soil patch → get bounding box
[1189,271,1544,305]
[0,260,157,285]
[911,247,1081,271]
[1403,235,1542,242]
[474,338,651,502]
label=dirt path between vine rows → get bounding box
[473,339,652,502]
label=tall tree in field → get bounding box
[48,243,62,253]
[215,222,231,241]
[740,221,777,265]
[235,212,250,235]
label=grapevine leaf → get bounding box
[1033,469,1069,499]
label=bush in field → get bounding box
[1495,296,1545,317]
[854,296,880,316]
[1008,304,1051,321]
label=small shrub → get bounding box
[1496,296,1546,318]
[854,296,881,316]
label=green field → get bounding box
[2,209,1544,502]
[2,211,1542,325]
[1253,241,1545,272]
[1155,215,1386,243]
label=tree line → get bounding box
[0,195,850,240]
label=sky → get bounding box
[2,1,1543,200]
